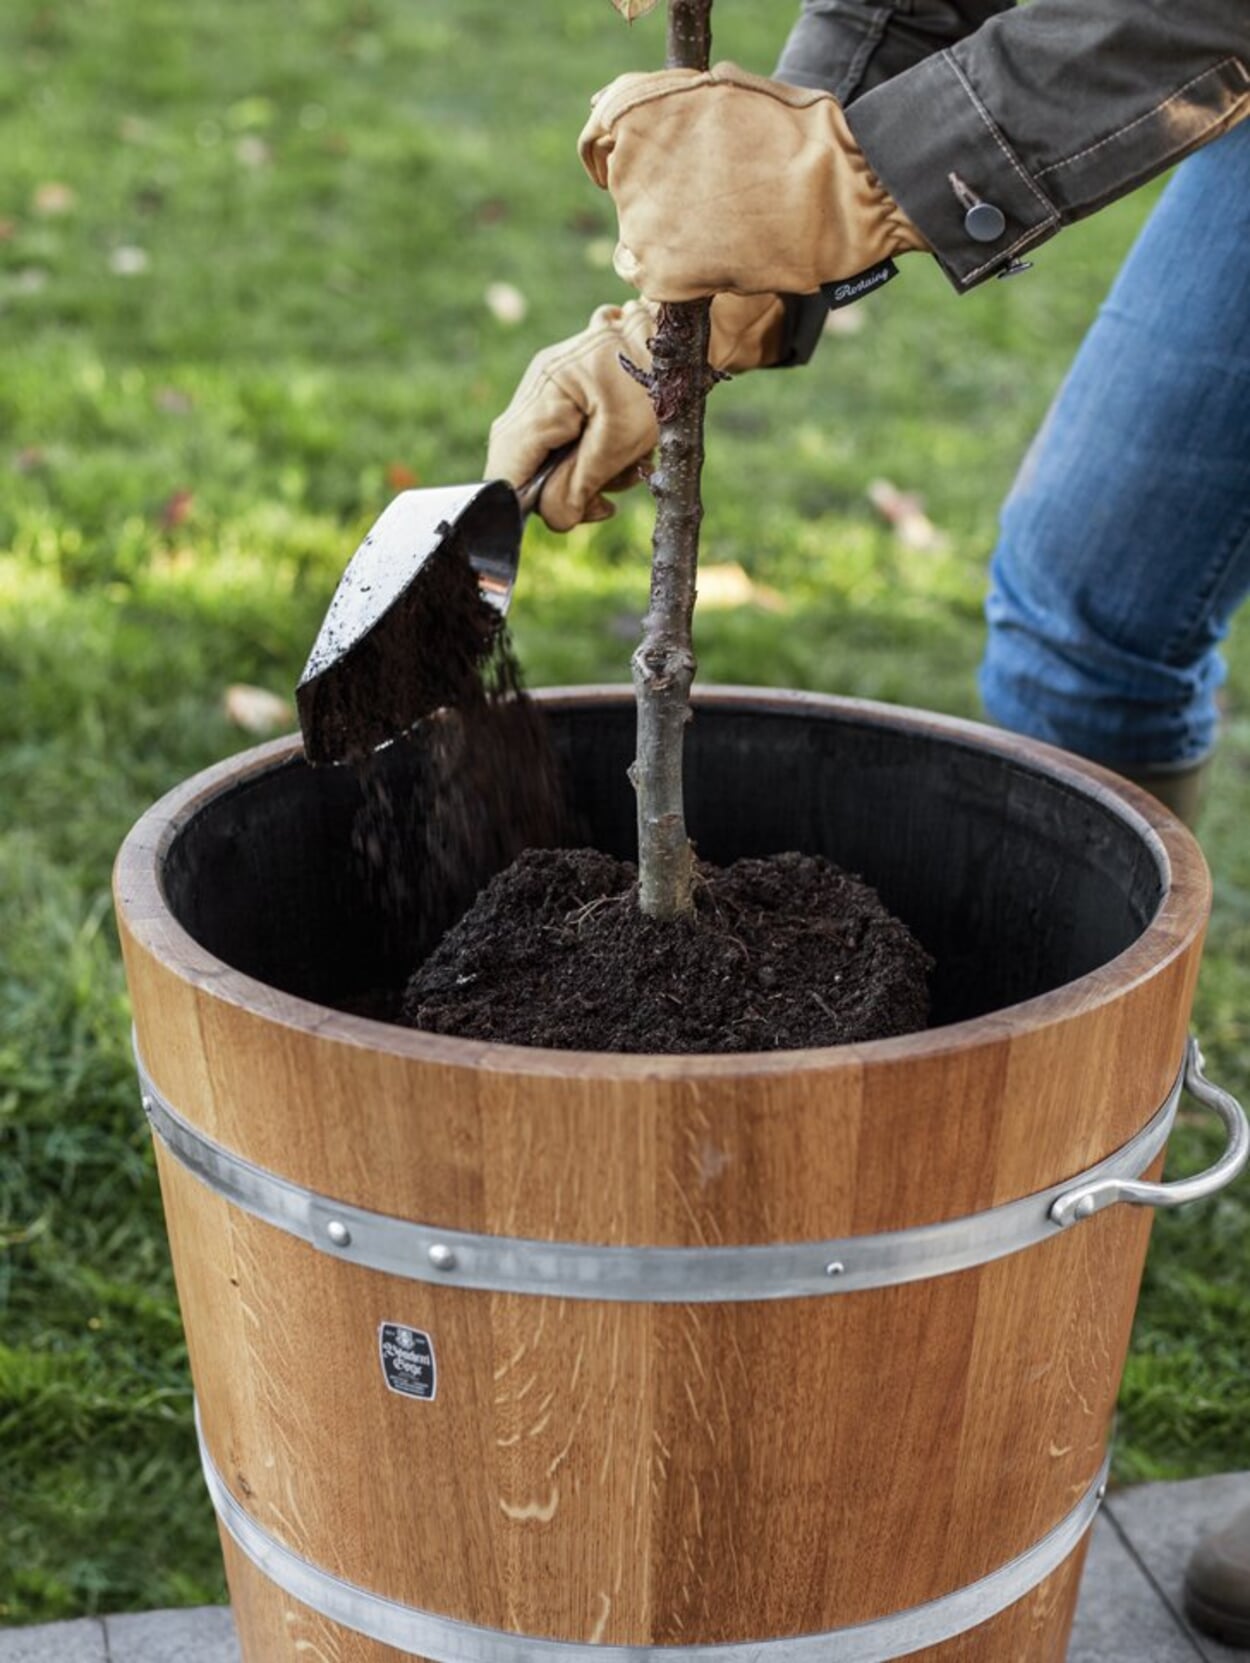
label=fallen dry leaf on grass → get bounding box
[119,115,154,143]
[386,461,420,491]
[235,135,271,169]
[153,386,193,415]
[224,685,294,735]
[158,489,194,530]
[824,305,866,337]
[485,282,527,325]
[109,245,150,276]
[33,182,76,216]
[866,479,949,553]
[698,562,788,613]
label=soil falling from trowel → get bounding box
[331,541,571,1018]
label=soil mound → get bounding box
[402,846,932,1053]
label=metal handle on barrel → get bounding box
[1050,1037,1249,1228]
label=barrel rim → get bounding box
[113,685,1211,1080]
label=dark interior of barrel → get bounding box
[160,701,1166,1035]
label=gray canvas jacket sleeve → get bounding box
[775,0,1250,292]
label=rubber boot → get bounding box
[1114,756,1212,832]
[1185,1503,1250,1649]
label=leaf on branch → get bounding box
[611,0,661,20]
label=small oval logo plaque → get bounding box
[379,1323,436,1400]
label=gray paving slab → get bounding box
[1107,1471,1250,1663]
[1070,1516,1204,1661]
[104,1606,241,1663]
[0,1618,107,1662]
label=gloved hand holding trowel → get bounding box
[487,290,786,532]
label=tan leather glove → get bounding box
[579,62,927,303]
[486,291,784,532]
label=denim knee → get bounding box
[979,549,1225,770]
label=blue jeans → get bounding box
[979,121,1250,771]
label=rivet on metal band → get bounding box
[195,1405,1108,1663]
[136,1037,1186,1303]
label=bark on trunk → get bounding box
[630,0,715,921]
[666,0,712,69]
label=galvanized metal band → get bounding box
[137,1041,1181,1303]
[196,1407,1107,1662]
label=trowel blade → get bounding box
[296,478,522,765]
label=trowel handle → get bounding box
[516,443,576,519]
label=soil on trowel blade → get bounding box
[303,530,501,767]
[391,528,500,715]
[402,847,933,1053]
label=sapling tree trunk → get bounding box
[627,0,716,920]
[665,0,711,66]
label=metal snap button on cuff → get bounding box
[997,257,1034,280]
[964,201,1006,243]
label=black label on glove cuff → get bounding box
[821,259,899,311]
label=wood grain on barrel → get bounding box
[114,697,1210,1662]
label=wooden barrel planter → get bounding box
[113,687,1248,1663]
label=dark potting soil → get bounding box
[401,846,933,1053]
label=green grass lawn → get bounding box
[2,0,1248,1625]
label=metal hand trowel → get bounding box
[296,456,563,766]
